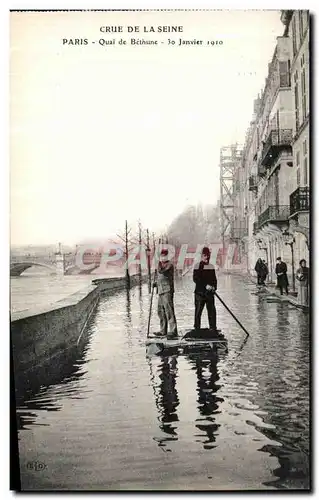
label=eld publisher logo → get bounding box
[26,461,47,471]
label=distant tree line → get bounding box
[167,204,221,247]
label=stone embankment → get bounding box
[11,274,146,386]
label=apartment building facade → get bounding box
[283,10,310,266]
[230,10,310,287]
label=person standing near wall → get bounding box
[254,258,263,285]
[275,257,289,295]
[262,260,269,285]
[255,258,268,286]
[296,259,309,307]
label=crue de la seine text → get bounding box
[99,25,184,33]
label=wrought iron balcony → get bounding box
[290,187,310,217]
[260,129,293,168]
[258,205,290,228]
[248,175,258,191]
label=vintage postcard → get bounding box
[10,9,310,491]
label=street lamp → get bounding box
[282,230,296,292]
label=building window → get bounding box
[301,70,306,120]
[297,151,300,187]
[279,60,291,87]
[301,55,307,122]
[294,71,300,130]
[303,157,308,185]
[303,139,307,155]
[292,16,297,57]
[299,11,304,42]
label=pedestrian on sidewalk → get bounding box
[262,260,269,285]
[153,249,178,339]
[255,258,268,286]
[296,259,309,307]
[275,257,289,295]
[193,246,217,331]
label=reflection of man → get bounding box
[193,247,217,331]
[158,357,179,429]
[154,249,178,338]
[151,356,180,450]
[187,354,223,450]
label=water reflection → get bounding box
[137,279,145,323]
[13,276,310,490]
[275,302,291,329]
[125,287,132,324]
[256,297,270,332]
[14,326,93,431]
[150,356,180,451]
[238,302,310,489]
[138,275,143,300]
[186,353,223,450]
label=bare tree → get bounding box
[116,220,132,288]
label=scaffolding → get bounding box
[219,144,243,253]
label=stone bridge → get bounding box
[9,251,96,276]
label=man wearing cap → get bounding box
[154,249,178,338]
[193,246,217,331]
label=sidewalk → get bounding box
[254,281,308,311]
[224,269,309,312]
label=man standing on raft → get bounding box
[193,246,218,332]
[154,249,178,339]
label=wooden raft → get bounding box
[146,328,228,352]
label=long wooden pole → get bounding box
[146,228,151,291]
[214,291,250,337]
[138,220,142,279]
[125,220,130,288]
[147,279,156,338]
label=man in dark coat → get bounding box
[275,256,289,295]
[193,247,217,331]
[255,258,268,285]
[261,260,269,285]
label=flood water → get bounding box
[14,273,310,491]
[10,268,122,313]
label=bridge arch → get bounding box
[10,262,56,277]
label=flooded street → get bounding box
[15,273,310,491]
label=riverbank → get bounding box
[11,274,146,389]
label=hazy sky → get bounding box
[10,10,283,245]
